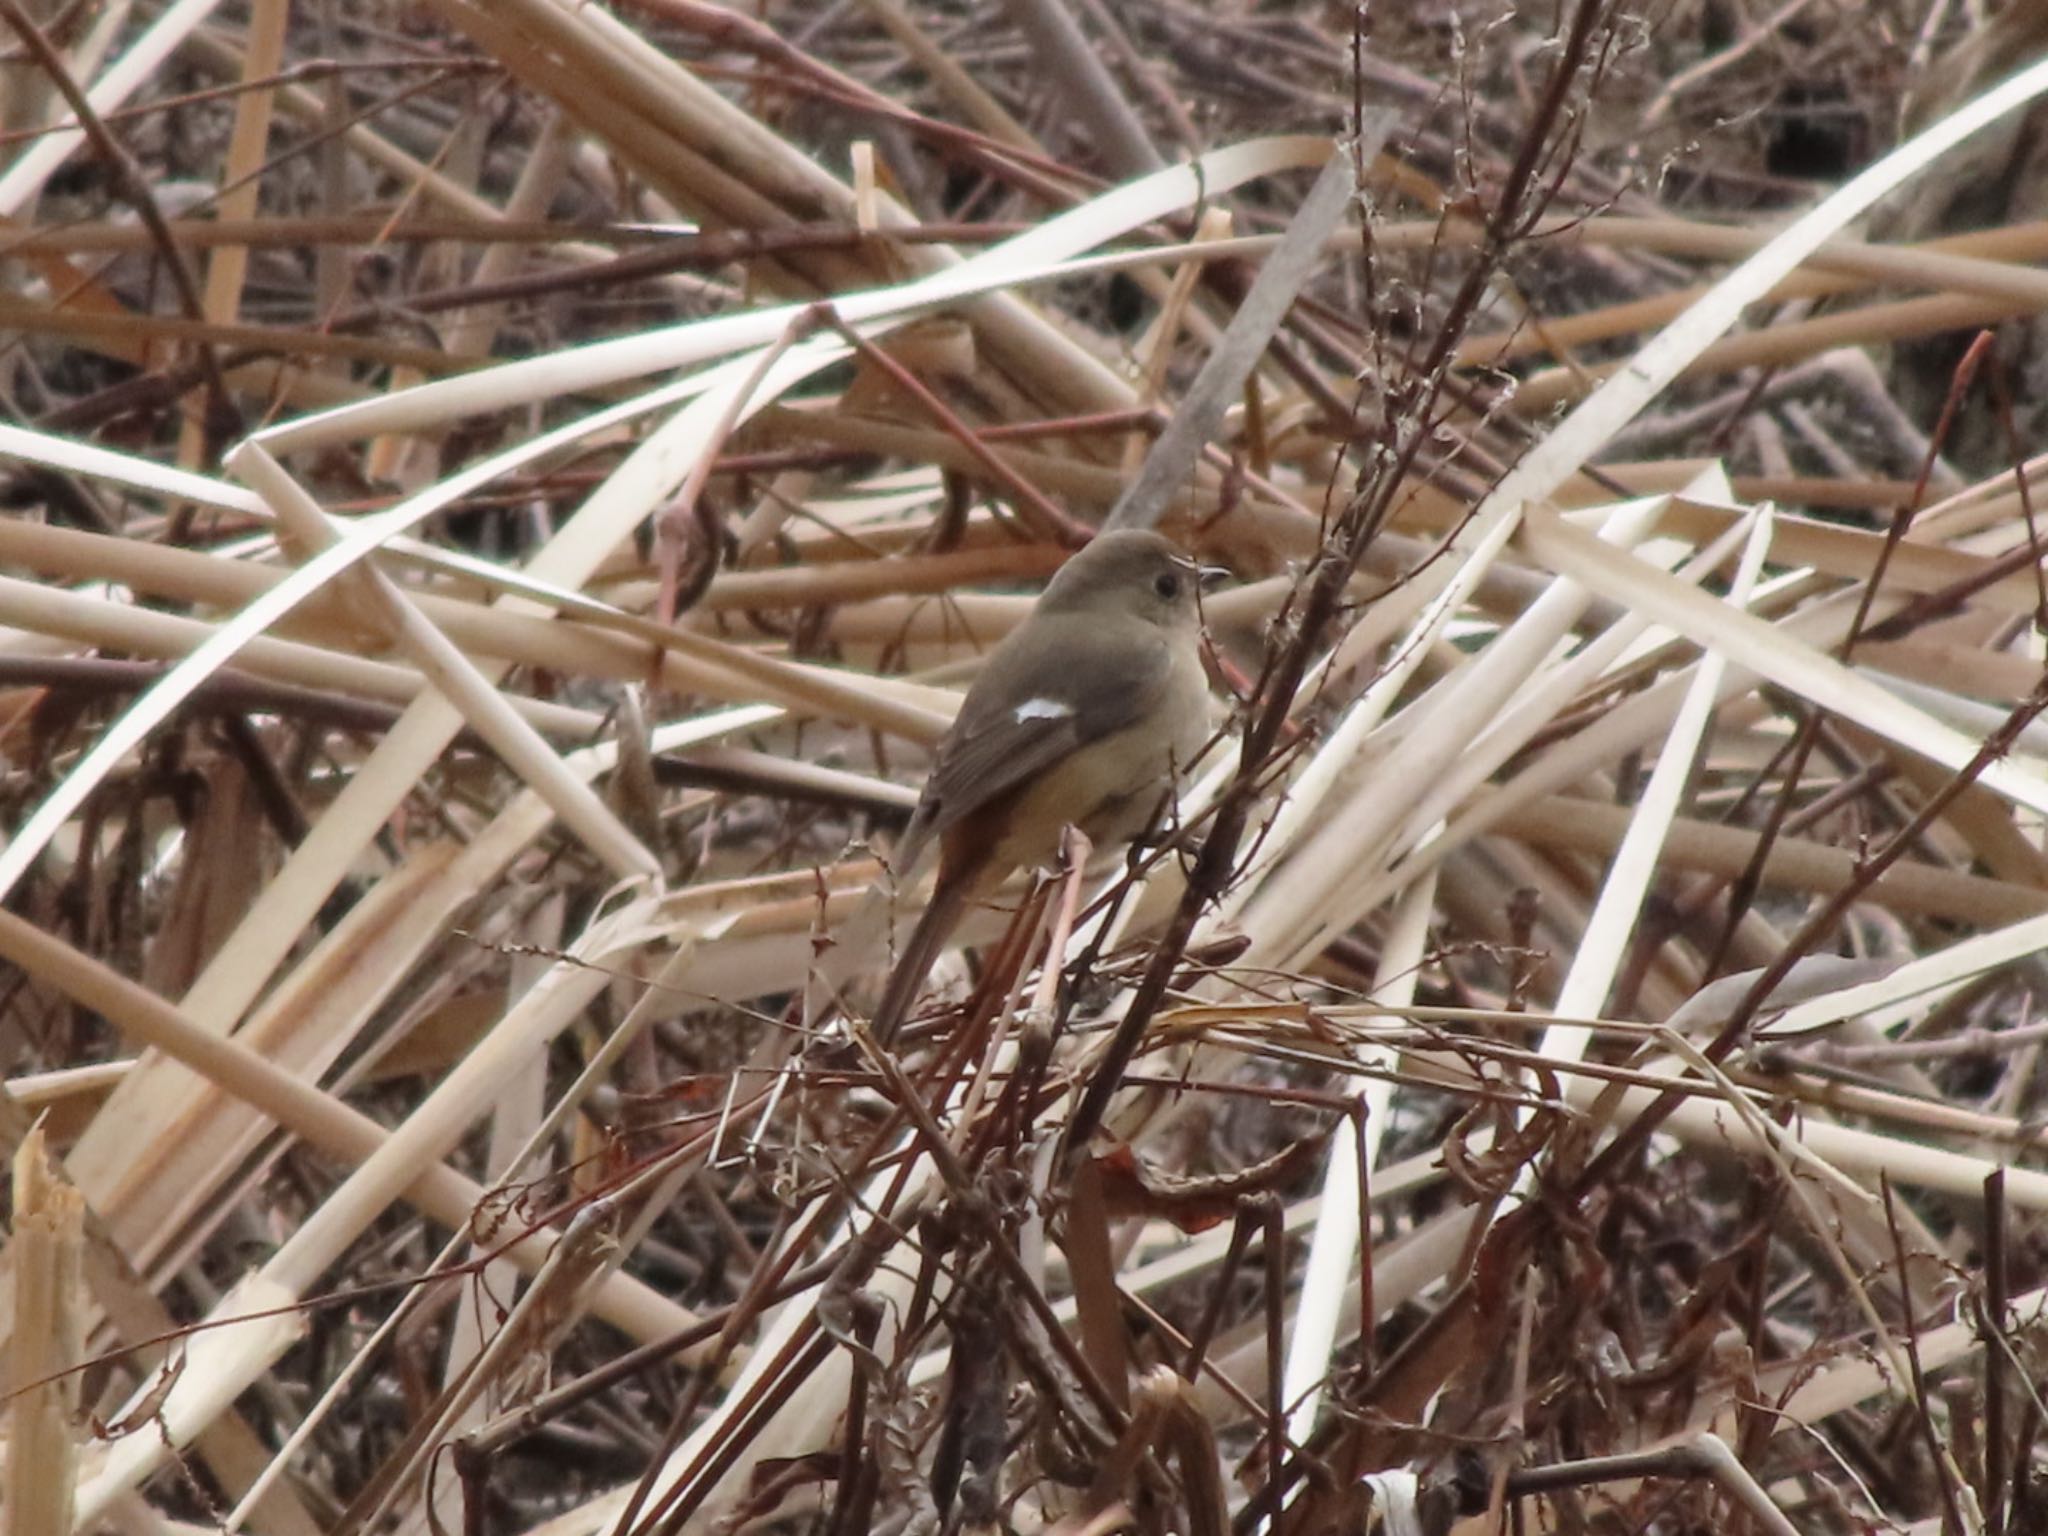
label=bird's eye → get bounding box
[1153,570,1182,601]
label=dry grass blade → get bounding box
[6,1130,85,1536]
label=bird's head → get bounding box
[1038,528,1207,632]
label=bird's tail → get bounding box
[868,874,968,1045]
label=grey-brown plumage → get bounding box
[871,528,1214,1042]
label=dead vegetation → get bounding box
[5,1,2048,1532]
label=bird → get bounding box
[867,527,1217,1043]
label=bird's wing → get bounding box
[910,620,1171,846]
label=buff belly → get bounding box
[986,712,1206,875]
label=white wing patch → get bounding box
[1014,698,1073,722]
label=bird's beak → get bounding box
[1198,564,1232,592]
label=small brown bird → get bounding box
[870,528,1216,1042]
